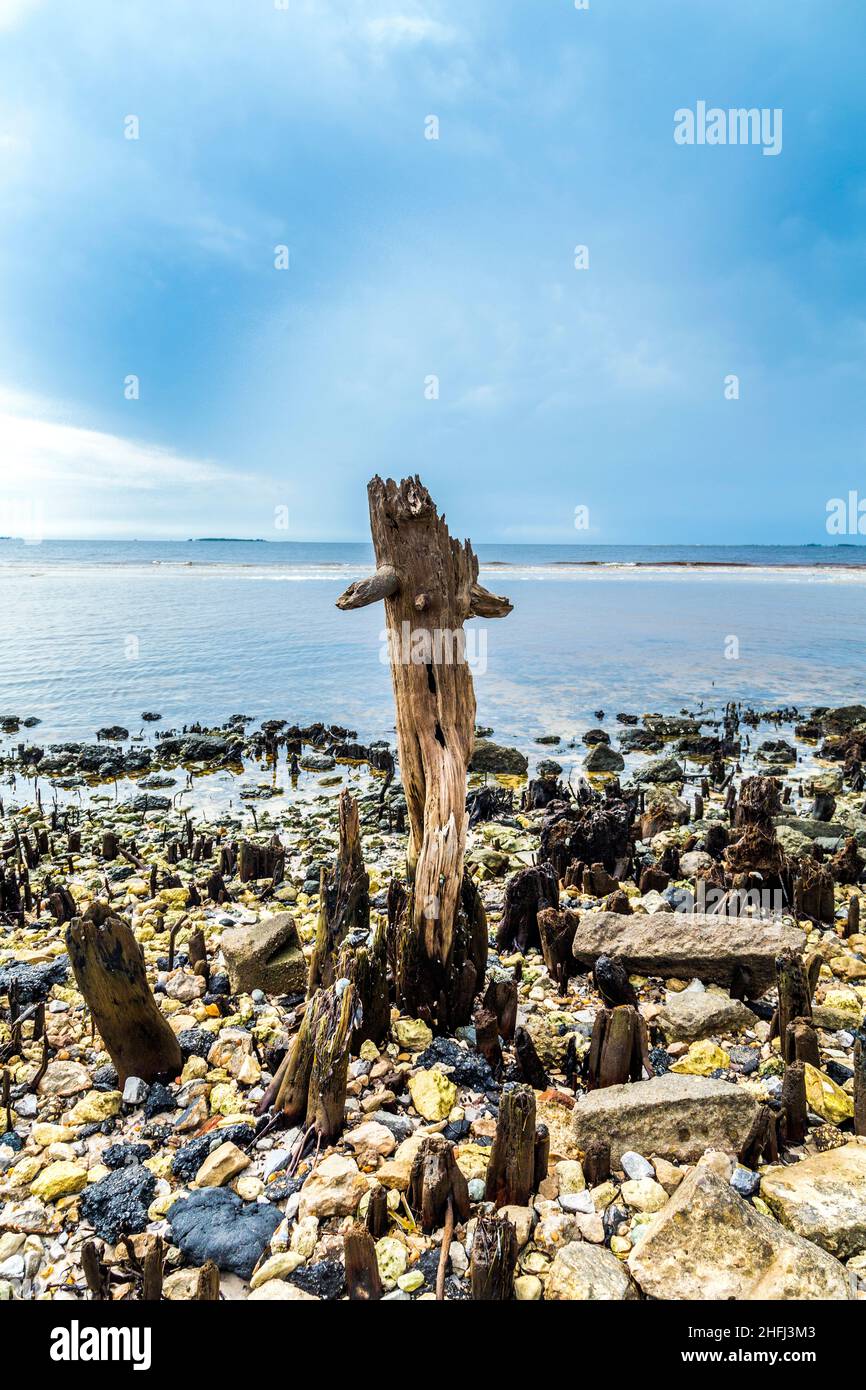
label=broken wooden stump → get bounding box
[495,863,559,953]
[586,1005,651,1089]
[344,1222,383,1301]
[786,1016,819,1068]
[781,1061,807,1146]
[65,902,181,1085]
[365,1184,389,1239]
[847,894,860,939]
[855,1034,866,1138]
[338,916,389,1049]
[407,1134,470,1233]
[274,979,356,1142]
[795,855,836,924]
[533,1123,550,1190]
[776,950,812,1063]
[582,1137,611,1187]
[337,476,510,1030]
[482,976,518,1041]
[473,1005,502,1073]
[237,837,285,884]
[470,1214,518,1301]
[484,1083,536,1208]
[537,906,579,993]
[514,1025,549,1090]
[308,790,369,997]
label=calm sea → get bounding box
[1,541,864,762]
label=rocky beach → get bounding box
[2,692,866,1304]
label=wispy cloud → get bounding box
[365,13,457,47]
[0,0,40,31]
[0,394,246,492]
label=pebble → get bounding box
[620,1150,655,1181]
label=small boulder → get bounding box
[628,1166,850,1299]
[220,913,306,996]
[546,1241,636,1300]
[298,1153,368,1220]
[572,1073,758,1165]
[168,1188,281,1280]
[656,990,754,1043]
[761,1142,866,1259]
[470,740,528,776]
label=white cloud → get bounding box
[0,0,40,30]
[366,14,456,47]
[0,398,246,493]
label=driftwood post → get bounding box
[66,902,181,1084]
[337,475,512,1027]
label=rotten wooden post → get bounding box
[274,979,356,1142]
[407,1134,471,1232]
[308,790,370,998]
[781,1061,807,1146]
[484,1083,536,1208]
[775,950,812,1063]
[66,902,181,1084]
[470,1214,518,1301]
[344,1223,383,1301]
[337,476,511,1029]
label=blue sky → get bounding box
[0,0,863,542]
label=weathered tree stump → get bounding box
[855,1034,866,1137]
[337,476,510,1030]
[582,1137,611,1187]
[786,1017,820,1068]
[470,1214,518,1301]
[237,837,285,885]
[848,894,861,939]
[586,1005,650,1089]
[776,950,812,1062]
[514,1025,549,1090]
[81,1239,109,1299]
[407,1135,470,1232]
[482,977,518,1042]
[365,1184,389,1239]
[781,1061,807,1146]
[308,790,369,997]
[537,906,580,993]
[495,864,559,953]
[344,1222,383,1301]
[66,903,181,1084]
[484,1084,536,1208]
[338,917,389,1049]
[739,1103,780,1167]
[533,1123,550,1190]
[194,1261,220,1301]
[274,979,356,1141]
[140,1235,164,1302]
[798,856,836,924]
[473,1006,502,1073]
